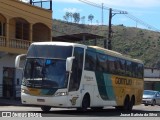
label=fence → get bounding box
[0,37,30,50]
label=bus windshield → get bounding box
[24,58,68,89]
[23,44,73,89]
[27,45,73,59]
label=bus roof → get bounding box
[30,42,143,64]
[89,46,143,64]
[31,42,87,49]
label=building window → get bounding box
[16,22,29,40]
[0,22,5,36]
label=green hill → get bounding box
[52,19,160,67]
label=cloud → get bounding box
[63,8,82,13]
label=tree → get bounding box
[88,14,94,24]
[73,13,80,23]
[81,16,85,24]
[63,12,70,22]
[69,12,73,22]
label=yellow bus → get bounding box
[15,42,144,111]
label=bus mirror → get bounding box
[15,54,26,69]
[66,57,75,72]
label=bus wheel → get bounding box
[41,106,51,112]
[128,97,134,111]
[123,95,130,111]
[80,94,90,112]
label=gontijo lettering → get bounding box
[115,77,132,85]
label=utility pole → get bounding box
[29,0,32,4]
[102,3,104,25]
[104,8,127,50]
[107,8,112,50]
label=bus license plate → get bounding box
[37,99,45,102]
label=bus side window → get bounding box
[132,62,138,78]
[138,64,143,79]
[69,47,84,91]
[84,50,96,71]
[108,56,116,74]
[119,59,126,75]
[126,61,132,77]
[96,53,107,72]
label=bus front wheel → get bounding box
[77,94,90,112]
[41,106,51,112]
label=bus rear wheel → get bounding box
[123,95,130,111]
[41,106,51,112]
[128,97,134,111]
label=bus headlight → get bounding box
[54,92,68,96]
[21,89,29,94]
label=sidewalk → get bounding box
[0,98,22,106]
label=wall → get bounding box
[144,68,160,78]
[144,68,160,91]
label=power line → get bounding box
[124,14,160,32]
[78,0,160,32]
[78,0,108,9]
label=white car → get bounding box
[142,90,160,106]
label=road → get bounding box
[0,104,159,118]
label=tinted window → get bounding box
[132,62,138,78]
[27,45,73,59]
[85,50,96,71]
[24,58,67,88]
[119,59,126,75]
[108,56,116,74]
[97,53,107,72]
[69,47,84,91]
[126,61,132,77]
[138,64,144,78]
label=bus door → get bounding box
[68,47,84,107]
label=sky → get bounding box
[23,0,160,31]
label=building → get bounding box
[144,67,160,91]
[0,0,52,99]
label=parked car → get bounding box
[142,90,160,106]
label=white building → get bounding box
[144,67,160,91]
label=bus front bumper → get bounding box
[21,93,68,107]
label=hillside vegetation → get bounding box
[52,19,160,68]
